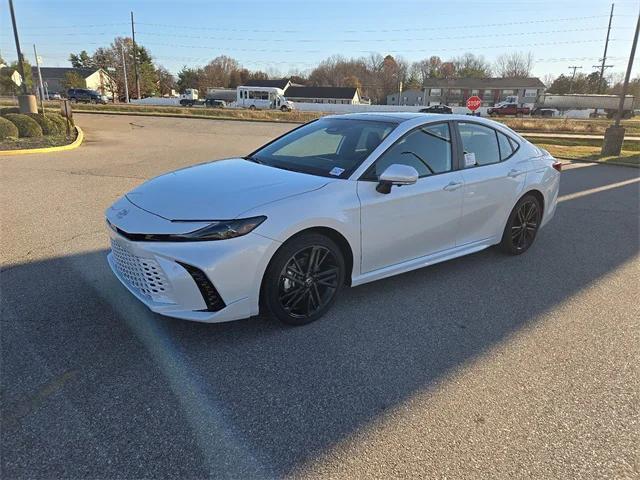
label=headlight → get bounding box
[177,216,266,241]
[108,216,266,242]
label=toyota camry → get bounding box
[106,113,560,325]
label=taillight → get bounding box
[552,161,562,172]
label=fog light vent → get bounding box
[177,262,226,312]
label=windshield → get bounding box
[248,118,396,178]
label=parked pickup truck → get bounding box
[487,103,530,116]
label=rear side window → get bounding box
[497,131,514,160]
[458,122,500,166]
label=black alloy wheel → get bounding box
[263,233,345,325]
[500,194,542,255]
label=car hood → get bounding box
[125,158,330,220]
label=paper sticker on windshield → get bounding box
[464,152,477,167]
[329,167,345,176]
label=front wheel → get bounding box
[499,194,542,255]
[262,233,345,326]
[280,105,290,112]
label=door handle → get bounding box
[443,181,463,191]
[508,169,524,178]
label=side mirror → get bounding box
[376,164,419,194]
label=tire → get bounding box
[280,105,289,112]
[262,233,345,326]
[499,193,542,255]
[70,98,77,104]
[249,105,256,110]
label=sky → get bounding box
[1,0,638,82]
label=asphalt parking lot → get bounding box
[1,113,639,479]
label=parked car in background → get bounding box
[419,104,453,114]
[487,103,531,116]
[106,113,561,326]
[205,99,226,108]
[67,88,108,104]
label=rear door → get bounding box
[454,121,528,246]
[357,121,464,273]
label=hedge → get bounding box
[27,113,62,135]
[0,116,19,140]
[0,107,19,115]
[47,112,73,131]
[3,113,44,138]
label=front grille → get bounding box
[177,262,226,312]
[110,240,173,304]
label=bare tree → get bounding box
[495,51,534,78]
[451,53,492,78]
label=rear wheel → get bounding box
[499,194,542,255]
[249,105,256,110]
[263,233,345,326]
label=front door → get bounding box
[358,122,464,273]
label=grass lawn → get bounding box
[0,131,76,151]
[536,143,640,167]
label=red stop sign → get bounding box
[466,95,482,111]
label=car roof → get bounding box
[323,112,525,140]
[324,112,425,124]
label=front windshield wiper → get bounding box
[243,155,265,164]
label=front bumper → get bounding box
[106,227,278,323]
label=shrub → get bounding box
[3,113,43,138]
[0,116,19,140]
[0,107,19,115]
[27,113,62,135]
[48,112,73,130]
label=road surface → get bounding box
[2,114,638,479]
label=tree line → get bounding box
[1,37,638,103]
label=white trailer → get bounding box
[236,86,294,111]
[533,94,635,118]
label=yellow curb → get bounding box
[0,126,84,156]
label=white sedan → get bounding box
[106,113,561,325]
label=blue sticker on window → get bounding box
[329,167,345,176]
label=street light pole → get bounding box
[33,44,45,116]
[601,8,640,156]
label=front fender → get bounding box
[242,181,362,279]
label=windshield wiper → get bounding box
[244,155,264,164]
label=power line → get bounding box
[17,23,130,30]
[139,38,617,55]
[136,15,619,34]
[133,26,628,44]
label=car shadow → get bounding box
[1,163,638,478]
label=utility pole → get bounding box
[121,45,130,104]
[8,0,36,112]
[597,3,615,94]
[602,7,639,155]
[33,44,45,116]
[8,0,26,95]
[567,65,582,93]
[130,11,141,99]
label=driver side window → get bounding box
[365,123,452,180]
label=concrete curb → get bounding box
[0,126,84,156]
[557,156,639,168]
